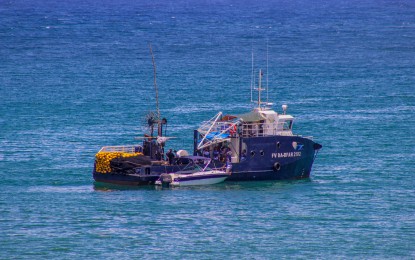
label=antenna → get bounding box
[256,69,266,109]
[258,69,261,108]
[266,39,269,103]
[250,29,254,103]
[250,49,254,103]
[149,43,164,137]
[149,43,160,122]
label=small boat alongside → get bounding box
[155,156,229,187]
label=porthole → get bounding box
[250,150,255,157]
[276,142,281,149]
[274,162,281,171]
[260,150,264,156]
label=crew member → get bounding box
[226,150,232,174]
[166,149,175,165]
[213,148,220,161]
[241,149,247,161]
[203,149,210,158]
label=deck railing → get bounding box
[239,122,283,137]
[99,145,143,153]
[200,121,319,140]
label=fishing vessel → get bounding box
[92,48,322,185]
[155,156,229,187]
[192,70,322,181]
[93,44,184,186]
[92,70,321,185]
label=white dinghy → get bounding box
[155,156,230,187]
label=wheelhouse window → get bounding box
[282,120,293,131]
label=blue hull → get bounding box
[227,135,318,181]
[93,135,320,185]
[228,156,314,181]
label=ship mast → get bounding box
[149,43,162,136]
[250,46,273,110]
[257,69,265,110]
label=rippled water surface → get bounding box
[1,0,414,258]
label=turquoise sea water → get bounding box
[1,0,414,258]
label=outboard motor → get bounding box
[159,173,173,188]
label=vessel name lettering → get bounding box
[271,152,302,158]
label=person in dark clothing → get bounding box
[241,149,247,161]
[155,150,162,161]
[166,149,175,165]
[226,150,232,163]
[226,150,232,173]
[203,149,210,158]
[213,148,220,161]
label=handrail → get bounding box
[240,121,293,137]
[199,121,296,138]
[99,145,143,153]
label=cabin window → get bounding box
[260,150,264,156]
[282,120,293,131]
[250,150,255,157]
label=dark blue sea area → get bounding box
[1,0,414,258]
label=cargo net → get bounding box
[95,151,147,174]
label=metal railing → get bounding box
[199,121,315,139]
[199,121,295,138]
[99,145,143,153]
[240,121,294,137]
